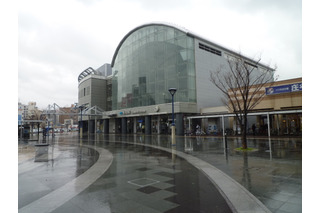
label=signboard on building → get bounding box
[266,83,302,95]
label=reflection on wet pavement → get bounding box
[18,133,301,213]
[181,137,302,213]
[99,134,302,213]
[19,141,99,209]
[52,144,231,213]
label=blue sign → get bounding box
[266,83,302,95]
[18,115,22,125]
[290,83,303,92]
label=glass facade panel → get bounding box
[112,25,196,110]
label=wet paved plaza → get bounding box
[18,133,302,213]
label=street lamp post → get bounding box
[168,88,177,145]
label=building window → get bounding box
[199,43,221,56]
[245,61,258,68]
[112,25,196,110]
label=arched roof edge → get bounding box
[78,67,97,82]
[110,22,275,71]
[110,22,190,67]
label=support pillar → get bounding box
[83,121,88,134]
[133,117,137,134]
[157,116,160,134]
[145,115,151,135]
[176,113,184,136]
[121,118,127,134]
[89,120,95,133]
[95,117,97,133]
[103,119,109,134]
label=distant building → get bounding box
[18,102,43,138]
[59,104,78,128]
[18,102,27,125]
[18,102,41,120]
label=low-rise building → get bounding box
[200,77,302,136]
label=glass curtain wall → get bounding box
[112,25,196,110]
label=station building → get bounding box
[78,22,285,136]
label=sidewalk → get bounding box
[19,134,233,212]
[104,134,302,213]
[18,133,301,213]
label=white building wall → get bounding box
[194,38,229,111]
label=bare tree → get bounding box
[210,53,276,149]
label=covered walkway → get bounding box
[186,109,302,137]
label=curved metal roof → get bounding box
[78,67,98,82]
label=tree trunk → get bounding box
[242,116,248,149]
[242,130,247,149]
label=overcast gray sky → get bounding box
[18,0,302,109]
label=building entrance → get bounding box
[151,117,159,134]
[160,115,169,134]
[127,118,134,134]
[280,114,302,135]
[136,117,145,133]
